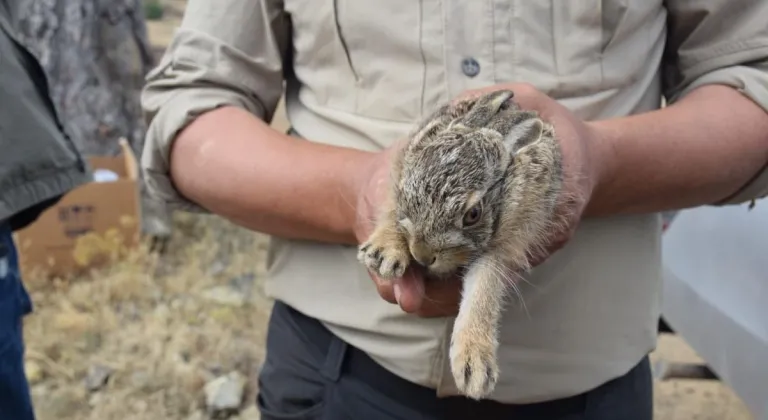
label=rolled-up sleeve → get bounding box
[662,0,768,206]
[140,0,290,212]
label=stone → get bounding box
[207,260,228,277]
[239,405,260,420]
[229,273,256,297]
[88,392,103,407]
[186,411,205,420]
[30,383,50,399]
[84,364,112,392]
[129,370,151,391]
[204,371,246,413]
[24,360,44,384]
[201,286,247,307]
[132,399,149,412]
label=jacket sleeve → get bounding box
[662,0,768,206]
[140,0,290,212]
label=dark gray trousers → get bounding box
[256,300,653,420]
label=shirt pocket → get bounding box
[335,0,426,122]
[508,1,602,97]
[283,0,354,110]
[508,0,654,97]
[286,0,425,122]
[600,0,662,91]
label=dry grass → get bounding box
[22,213,271,420]
[20,210,756,420]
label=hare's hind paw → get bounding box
[449,324,499,400]
[357,230,410,279]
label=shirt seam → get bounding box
[681,38,768,79]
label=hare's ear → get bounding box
[409,103,453,146]
[410,117,444,146]
[502,117,545,157]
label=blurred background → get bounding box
[10,1,756,419]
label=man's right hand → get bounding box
[352,142,463,318]
[171,106,462,317]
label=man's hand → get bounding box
[452,83,610,265]
[463,83,610,266]
[356,83,610,317]
[353,141,465,317]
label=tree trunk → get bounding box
[16,0,171,238]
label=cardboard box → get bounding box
[14,139,142,278]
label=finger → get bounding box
[392,267,426,313]
[452,89,483,102]
[415,277,463,318]
[527,250,548,268]
[371,273,398,305]
[528,232,571,267]
[527,238,553,267]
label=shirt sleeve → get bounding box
[661,0,768,206]
[140,0,290,212]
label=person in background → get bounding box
[0,1,92,419]
[141,0,768,419]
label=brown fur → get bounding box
[357,90,565,399]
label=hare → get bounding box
[357,89,565,400]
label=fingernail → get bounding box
[394,284,402,305]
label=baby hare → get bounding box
[357,89,564,400]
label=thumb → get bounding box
[393,267,425,313]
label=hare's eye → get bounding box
[462,203,482,227]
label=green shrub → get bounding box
[144,0,164,21]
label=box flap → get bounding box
[84,138,139,181]
[119,138,139,181]
[88,155,128,178]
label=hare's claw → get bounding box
[357,231,410,279]
[450,323,499,400]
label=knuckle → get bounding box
[509,82,538,97]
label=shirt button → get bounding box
[461,58,480,78]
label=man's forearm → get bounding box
[585,85,768,217]
[169,105,375,245]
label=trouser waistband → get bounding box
[271,300,589,418]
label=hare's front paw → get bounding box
[449,324,499,400]
[357,230,410,279]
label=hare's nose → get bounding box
[409,242,436,267]
[414,253,437,267]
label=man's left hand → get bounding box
[396,83,611,317]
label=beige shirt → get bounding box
[140,0,768,404]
